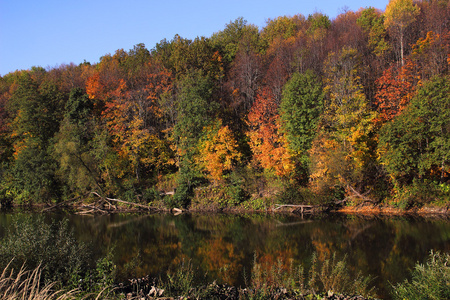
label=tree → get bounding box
[357,7,390,58]
[378,75,450,185]
[384,0,420,66]
[310,47,378,202]
[247,87,294,177]
[411,31,450,81]
[172,70,216,206]
[197,119,242,182]
[279,70,324,178]
[373,61,417,124]
[53,88,101,197]
[5,72,64,202]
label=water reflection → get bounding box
[1,212,449,299]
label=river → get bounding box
[1,211,449,299]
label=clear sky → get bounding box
[0,0,390,76]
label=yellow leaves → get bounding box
[198,120,242,182]
[384,0,420,30]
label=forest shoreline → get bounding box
[2,200,449,218]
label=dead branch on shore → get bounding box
[42,192,162,214]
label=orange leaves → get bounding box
[373,62,416,124]
[198,120,241,182]
[411,30,450,79]
[247,88,294,177]
[88,59,174,181]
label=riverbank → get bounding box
[336,204,450,217]
[3,199,450,218]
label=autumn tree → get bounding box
[410,31,450,81]
[228,45,262,119]
[310,47,378,202]
[261,16,299,47]
[373,61,417,123]
[197,119,242,182]
[384,0,420,66]
[247,87,293,177]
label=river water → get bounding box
[1,211,449,299]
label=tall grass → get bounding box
[246,252,375,299]
[0,261,77,300]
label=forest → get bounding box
[0,0,449,210]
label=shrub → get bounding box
[391,251,450,300]
[0,215,91,286]
[308,252,374,297]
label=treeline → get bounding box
[0,0,449,208]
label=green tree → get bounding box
[53,87,101,198]
[4,72,64,203]
[210,17,261,65]
[280,70,324,178]
[357,7,390,57]
[172,70,216,206]
[378,75,450,185]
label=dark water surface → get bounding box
[1,211,449,299]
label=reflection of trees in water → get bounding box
[4,213,447,299]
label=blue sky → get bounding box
[0,0,389,76]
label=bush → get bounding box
[226,173,250,207]
[0,215,118,296]
[308,252,374,297]
[0,215,91,286]
[391,179,450,209]
[391,251,450,300]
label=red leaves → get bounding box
[373,62,416,123]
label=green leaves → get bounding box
[378,75,450,185]
[280,70,323,160]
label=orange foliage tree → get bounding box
[197,119,242,182]
[373,61,417,124]
[247,87,294,177]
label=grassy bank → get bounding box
[1,251,449,299]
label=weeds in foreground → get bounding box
[246,252,375,299]
[391,250,450,300]
[0,261,77,300]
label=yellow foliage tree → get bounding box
[198,120,242,182]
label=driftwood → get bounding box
[43,192,160,214]
[171,207,185,216]
[41,195,83,212]
[275,204,314,210]
[274,204,325,214]
[89,192,160,213]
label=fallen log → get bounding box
[90,192,156,211]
